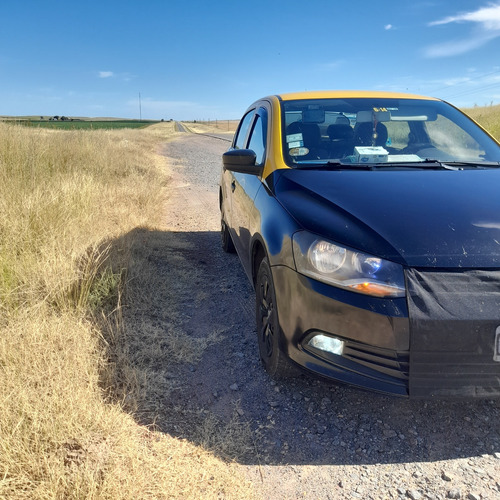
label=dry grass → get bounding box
[183,120,239,134]
[0,122,254,499]
[463,104,500,142]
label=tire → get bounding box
[221,216,235,253]
[255,257,295,378]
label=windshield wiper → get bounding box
[383,159,460,170]
[394,159,500,170]
[293,158,500,171]
[439,160,500,169]
[295,159,454,170]
[294,160,373,170]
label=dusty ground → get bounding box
[121,129,500,500]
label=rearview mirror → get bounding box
[303,109,325,123]
[356,110,391,123]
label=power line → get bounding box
[427,68,500,95]
[442,81,500,101]
[426,68,500,102]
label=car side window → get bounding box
[248,112,267,165]
[234,110,255,149]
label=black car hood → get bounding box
[274,168,500,267]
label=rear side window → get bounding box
[234,110,255,149]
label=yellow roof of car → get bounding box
[276,90,439,101]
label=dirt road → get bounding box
[123,130,500,499]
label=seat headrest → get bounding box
[354,122,388,146]
[327,124,354,141]
[286,122,321,145]
[335,115,350,126]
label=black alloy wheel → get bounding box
[255,257,294,378]
[221,216,235,253]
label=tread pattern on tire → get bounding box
[255,257,297,379]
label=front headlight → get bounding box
[292,232,405,298]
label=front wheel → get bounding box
[255,257,295,378]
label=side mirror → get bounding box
[222,149,262,175]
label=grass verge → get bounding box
[0,122,254,499]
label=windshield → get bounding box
[281,98,500,167]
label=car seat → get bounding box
[327,124,354,158]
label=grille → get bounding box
[343,341,409,381]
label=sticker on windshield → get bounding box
[289,147,309,157]
[288,141,303,149]
[286,133,303,143]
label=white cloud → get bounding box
[425,3,500,57]
[384,24,393,30]
[429,3,500,30]
[424,31,499,57]
[99,71,114,78]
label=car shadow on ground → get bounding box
[101,227,500,466]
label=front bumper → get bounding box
[272,266,500,398]
[272,266,411,396]
[407,268,500,398]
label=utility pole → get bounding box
[139,92,142,121]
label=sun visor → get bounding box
[390,106,438,121]
[406,268,500,398]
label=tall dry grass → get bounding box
[464,104,500,142]
[0,122,253,499]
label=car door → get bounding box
[221,108,255,245]
[229,106,268,276]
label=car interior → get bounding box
[283,99,490,164]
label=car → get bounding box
[219,90,500,398]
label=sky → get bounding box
[2,0,500,120]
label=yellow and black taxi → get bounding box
[219,91,500,398]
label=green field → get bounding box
[11,119,160,130]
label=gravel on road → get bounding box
[122,130,500,500]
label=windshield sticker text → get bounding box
[286,133,303,143]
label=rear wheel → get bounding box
[221,216,235,253]
[255,257,295,378]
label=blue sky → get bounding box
[1,0,500,120]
